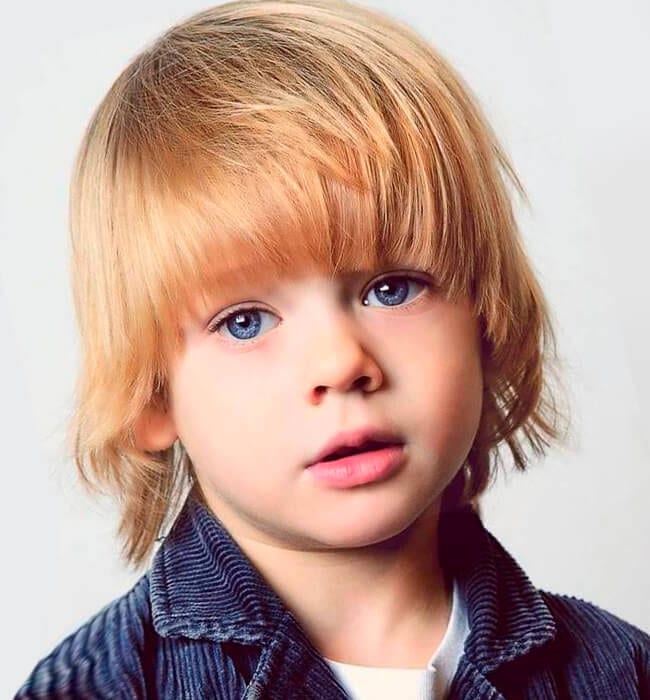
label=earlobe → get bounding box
[132,405,178,452]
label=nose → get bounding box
[304,308,384,404]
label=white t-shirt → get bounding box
[323,579,469,699]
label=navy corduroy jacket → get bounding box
[16,492,650,699]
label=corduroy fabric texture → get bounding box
[15,492,650,699]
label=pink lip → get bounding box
[307,426,404,467]
[306,444,405,488]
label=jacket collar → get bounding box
[149,490,556,675]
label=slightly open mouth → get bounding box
[321,440,403,462]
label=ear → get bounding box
[132,404,178,452]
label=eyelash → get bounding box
[206,272,433,338]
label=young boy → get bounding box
[16,0,650,698]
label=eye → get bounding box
[362,273,430,308]
[207,306,278,342]
[207,273,431,343]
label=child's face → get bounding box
[168,267,483,549]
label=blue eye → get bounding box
[362,274,429,308]
[208,273,430,342]
[208,307,278,341]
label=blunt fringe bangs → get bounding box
[66,0,571,570]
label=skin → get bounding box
[135,265,484,668]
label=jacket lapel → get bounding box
[149,493,557,698]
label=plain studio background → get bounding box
[1,0,649,695]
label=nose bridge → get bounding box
[300,298,382,395]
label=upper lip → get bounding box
[307,426,404,467]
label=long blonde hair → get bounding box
[66,0,570,570]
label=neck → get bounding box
[219,497,452,669]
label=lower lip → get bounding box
[306,444,405,488]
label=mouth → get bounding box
[305,438,406,488]
[319,439,402,462]
[307,427,405,468]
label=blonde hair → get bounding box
[67,0,570,570]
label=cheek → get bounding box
[174,344,270,417]
[401,316,483,454]
[170,350,282,472]
[413,355,481,430]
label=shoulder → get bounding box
[541,589,650,649]
[540,590,650,686]
[14,574,153,699]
